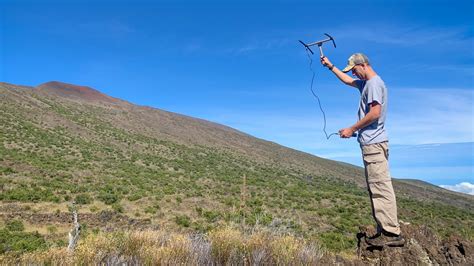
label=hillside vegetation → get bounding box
[0,81,472,260]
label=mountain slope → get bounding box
[0,81,472,254]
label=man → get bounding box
[320,53,405,247]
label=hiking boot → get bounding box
[366,231,405,247]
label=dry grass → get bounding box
[0,247,73,265]
[0,227,325,265]
[209,227,246,264]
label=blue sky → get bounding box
[1,0,473,194]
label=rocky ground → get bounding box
[322,224,473,265]
[0,210,153,232]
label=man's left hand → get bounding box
[339,128,355,138]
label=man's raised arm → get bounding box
[320,56,358,88]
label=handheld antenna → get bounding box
[300,33,357,139]
[299,33,336,57]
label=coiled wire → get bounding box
[304,49,339,139]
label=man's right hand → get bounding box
[320,56,358,87]
[320,56,333,69]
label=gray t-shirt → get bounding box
[355,75,388,145]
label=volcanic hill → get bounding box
[0,81,472,263]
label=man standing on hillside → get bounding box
[320,53,405,247]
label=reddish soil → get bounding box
[36,81,124,104]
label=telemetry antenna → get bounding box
[299,33,336,57]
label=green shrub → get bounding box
[144,206,158,214]
[319,231,354,252]
[75,193,92,205]
[112,203,124,213]
[203,210,221,223]
[127,192,143,201]
[97,192,119,205]
[175,215,191,227]
[0,229,47,254]
[47,225,58,234]
[1,187,53,202]
[6,220,24,232]
[0,166,15,175]
[195,207,203,215]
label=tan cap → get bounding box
[341,53,370,73]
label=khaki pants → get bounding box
[361,141,401,235]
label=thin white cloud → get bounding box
[391,165,473,181]
[333,25,472,49]
[183,43,202,53]
[440,182,474,195]
[237,44,259,54]
[389,88,474,145]
[316,151,361,160]
[403,63,474,76]
[43,19,136,39]
[78,20,136,37]
[190,82,473,153]
[223,36,293,55]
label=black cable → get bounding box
[304,49,339,139]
